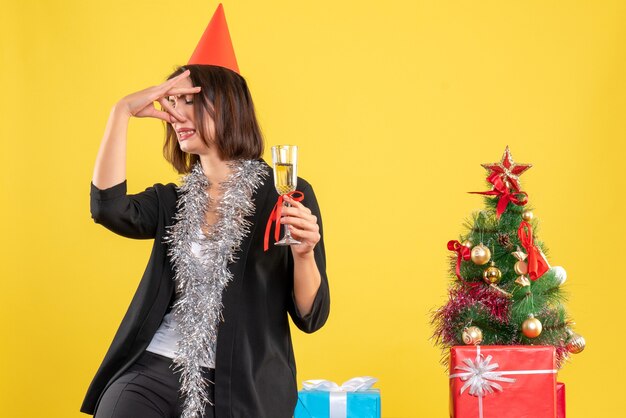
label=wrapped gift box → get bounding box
[449,345,557,418]
[294,377,380,418]
[556,382,566,418]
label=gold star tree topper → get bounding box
[482,146,532,191]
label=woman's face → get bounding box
[168,77,214,155]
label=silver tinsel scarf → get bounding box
[163,159,266,418]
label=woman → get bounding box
[80,64,330,418]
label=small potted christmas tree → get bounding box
[432,147,584,417]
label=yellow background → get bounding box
[1,0,623,416]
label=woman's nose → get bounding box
[171,97,191,121]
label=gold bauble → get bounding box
[522,314,543,338]
[566,332,586,354]
[471,244,491,266]
[483,263,503,284]
[512,248,528,262]
[462,326,483,345]
[462,240,473,249]
[515,275,531,287]
[522,210,534,221]
[514,260,528,276]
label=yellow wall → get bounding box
[1,1,623,416]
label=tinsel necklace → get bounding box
[163,159,266,418]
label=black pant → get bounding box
[94,350,215,418]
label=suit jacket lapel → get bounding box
[214,160,274,414]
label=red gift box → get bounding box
[556,382,566,418]
[449,345,557,418]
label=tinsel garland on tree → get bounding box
[431,146,584,368]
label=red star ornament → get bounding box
[481,146,532,191]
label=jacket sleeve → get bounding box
[90,180,160,239]
[287,181,330,333]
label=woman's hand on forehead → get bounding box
[116,69,201,123]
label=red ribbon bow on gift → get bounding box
[517,221,550,281]
[470,173,528,219]
[448,240,471,281]
[264,191,304,251]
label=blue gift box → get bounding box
[294,388,381,418]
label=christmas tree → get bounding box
[432,146,585,367]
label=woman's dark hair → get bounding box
[163,65,264,174]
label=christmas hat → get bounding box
[187,3,240,74]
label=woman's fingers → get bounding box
[154,70,190,98]
[287,225,320,245]
[280,202,321,247]
[120,70,191,116]
[280,215,319,232]
[283,195,312,214]
[281,206,317,225]
[150,108,179,123]
[132,101,178,123]
[164,86,202,97]
[123,70,196,121]
[157,97,186,122]
[161,69,190,91]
